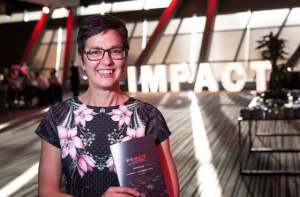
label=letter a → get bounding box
[194,63,219,92]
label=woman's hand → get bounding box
[102,187,140,197]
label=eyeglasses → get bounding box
[81,47,126,61]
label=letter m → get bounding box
[141,65,167,93]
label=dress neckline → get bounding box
[74,96,133,109]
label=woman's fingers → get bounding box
[103,187,140,197]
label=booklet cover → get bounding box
[110,135,169,197]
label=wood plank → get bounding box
[1,91,300,196]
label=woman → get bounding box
[36,15,179,197]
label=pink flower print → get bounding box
[58,126,85,160]
[73,104,94,127]
[121,126,146,142]
[106,157,117,173]
[111,104,133,127]
[77,155,96,178]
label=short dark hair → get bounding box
[77,15,129,55]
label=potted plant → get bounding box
[255,32,294,91]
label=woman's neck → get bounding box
[78,87,129,107]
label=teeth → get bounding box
[98,70,113,74]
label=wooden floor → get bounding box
[1,91,300,197]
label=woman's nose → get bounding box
[101,51,113,66]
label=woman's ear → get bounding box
[78,53,86,70]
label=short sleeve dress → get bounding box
[35,97,171,196]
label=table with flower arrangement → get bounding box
[238,92,300,175]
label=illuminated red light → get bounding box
[21,66,26,73]
[42,6,50,14]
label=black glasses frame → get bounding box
[81,47,126,61]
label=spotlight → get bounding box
[6,15,10,19]
[66,7,72,13]
[42,6,50,14]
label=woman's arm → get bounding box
[38,139,73,197]
[157,138,180,197]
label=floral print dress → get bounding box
[35,97,171,197]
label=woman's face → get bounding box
[79,29,127,91]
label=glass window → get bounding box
[214,12,251,31]
[51,8,69,19]
[165,34,203,64]
[0,13,23,24]
[147,36,173,64]
[147,21,159,36]
[246,62,257,80]
[279,26,300,59]
[75,47,82,67]
[41,30,54,44]
[44,43,66,69]
[237,28,279,61]
[44,44,58,69]
[78,3,112,16]
[249,9,289,28]
[31,45,49,69]
[112,0,144,13]
[126,23,135,37]
[127,38,149,65]
[209,30,244,61]
[210,62,261,81]
[164,19,181,35]
[285,7,300,26]
[177,16,206,34]
[210,63,227,81]
[144,0,172,10]
[27,11,43,21]
[133,22,143,37]
[294,57,300,72]
[132,21,158,37]
[59,43,66,68]
[52,28,67,43]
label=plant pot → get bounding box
[240,108,251,119]
[251,108,264,119]
[266,109,280,119]
[282,107,294,119]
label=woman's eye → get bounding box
[111,49,121,54]
[92,50,102,55]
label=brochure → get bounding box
[110,135,169,197]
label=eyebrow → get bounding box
[89,45,123,50]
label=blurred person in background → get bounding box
[1,68,9,91]
[21,73,35,90]
[21,73,37,106]
[35,71,50,106]
[48,69,62,104]
[6,68,21,110]
[0,69,8,114]
[70,60,80,96]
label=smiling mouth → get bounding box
[97,70,115,75]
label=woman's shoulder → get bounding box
[50,97,79,115]
[129,97,159,114]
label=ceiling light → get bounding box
[42,6,50,14]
